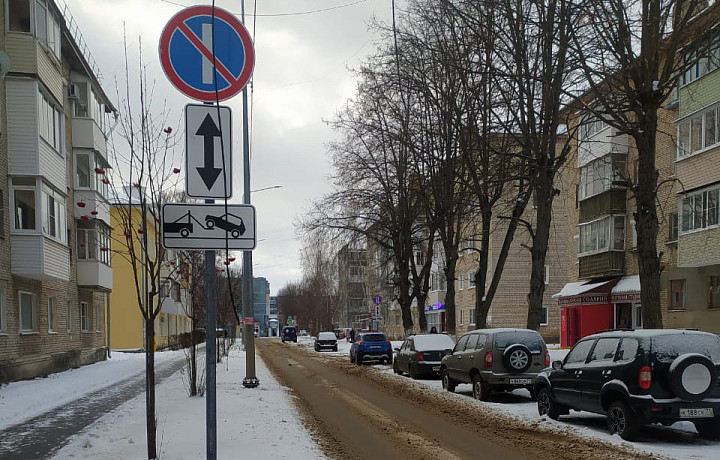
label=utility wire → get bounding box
[159,0,369,17]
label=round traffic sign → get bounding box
[373,295,382,306]
[159,5,255,102]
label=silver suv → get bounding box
[440,328,550,400]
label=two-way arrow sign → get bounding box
[185,104,232,198]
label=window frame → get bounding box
[710,276,720,308]
[669,279,686,311]
[0,282,7,334]
[37,88,64,155]
[95,303,101,332]
[540,306,548,326]
[680,185,720,234]
[578,215,626,256]
[676,106,720,160]
[18,290,37,333]
[66,300,72,332]
[47,296,56,332]
[469,308,476,326]
[80,301,89,332]
[11,179,38,232]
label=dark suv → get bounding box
[350,332,393,365]
[534,329,720,441]
[440,328,550,401]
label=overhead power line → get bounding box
[159,0,370,17]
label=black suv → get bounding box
[440,328,549,400]
[534,329,720,441]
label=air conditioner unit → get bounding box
[68,83,80,99]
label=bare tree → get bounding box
[570,0,719,327]
[107,38,182,460]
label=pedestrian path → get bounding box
[0,356,186,460]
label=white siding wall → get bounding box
[43,238,70,281]
[36,46,64,104]
[7,78,39,175]
[39,141,67,191]
[4,35,37,75]
[10,235,44,277]
[578,128,629,168]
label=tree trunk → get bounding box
[474,210,492,328]
[634,119,663,328]
[190,331,197,396]
[145,318,157,459]
[527,171,554,330]
[443,251,458,335]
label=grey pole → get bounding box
[106,293,111,359]
[241,0,259,389]
[205,202,217,459]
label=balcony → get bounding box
[579,190,627,222]
[579,251,625,278]
[77,260,112,291]
[11,234,70,281]
[71,118,108,158]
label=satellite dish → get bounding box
[0,51,11,77]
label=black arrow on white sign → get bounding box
[196,114,223,190]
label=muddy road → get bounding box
[257,339,660,460]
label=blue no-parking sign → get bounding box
[159,5,254,102]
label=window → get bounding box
[80,302,89,331]
[465,334,479,350]
[40,187,66,243]
[670,280,685,310]
[19,291,36,332]
[66,300,72,331]
[578,156,626,200]
[578,215,625,255]
[13,186,36,230]
[173,282,181,302]
[76,153,91,188]
[48,297,56,332]
[544,265,550,285]
[73,81,89,118]
[540,306,548,326]
[669,213,679,242]
[616,338,638,362]
[677,107,720,159]
[564,339,594,365]
[91,88,104,129]
[579,115,606,140]
[459,309,464,325]
[8,0,31,32]
[682,38,720,86]
[160,280,170,299]
[468,271,476,289]
[681,186,720,232]
[457,274,464,291]
[454,335,469,353]
[588,338,620,363]
[77,222,110,264]
[0,283,7,333]
[710,276,720,308]
[469,308,476,325]
[95,304,101,331]
[37,90,64,153]
[30,0,61,57]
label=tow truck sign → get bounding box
[161,203,256,250]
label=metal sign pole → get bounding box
[205,198,217,459]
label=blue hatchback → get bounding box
[350,332,393,366]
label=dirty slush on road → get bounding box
[257,340,662,460]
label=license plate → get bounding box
[370,346,380,349]
[432,366,440,372]
[679,408,714,418]
[509,378,532,384]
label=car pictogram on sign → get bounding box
[204,212,246,238]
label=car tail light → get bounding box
[484,351,493,367]
[386,340,392,345]
[416,351,425,362]
[639,365,652,390]
[358,340,365,345]
[545,350,551,367]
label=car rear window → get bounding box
[652,334,720,363]
[495,331,543,352]
[318,332,336,340]
[413,334,455,351]
[362,334,387,342]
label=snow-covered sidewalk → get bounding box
[0,344,324,460]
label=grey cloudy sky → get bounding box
[63,0,394,294]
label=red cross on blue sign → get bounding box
[159,5,254,102]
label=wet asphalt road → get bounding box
[0,355,186,460]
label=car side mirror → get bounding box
[552,360,563,370]
[444,348,453,356]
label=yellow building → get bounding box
[109,198,191,350]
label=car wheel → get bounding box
[231,229,240,238]
[408,363,418,379]
[472,374,488,401]
[537,387,561,420]
[356,352,363,366]
[607,400,640,441]
[205,219,215,229]
[350,352,355,363]
[694,417,720,440]
[668,353,718,401]
[180,228,190,237]
[503,344,532,374]
[393,360,400,374]
[527,385,537,401]
[441,370,456,393]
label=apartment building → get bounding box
[0,0,114,382]
[253,276,269,336]
[337,245,368,330]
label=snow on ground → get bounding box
[0,349,184,430]
[297,334,720,460]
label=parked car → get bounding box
[441,328,549,400]
[281,326,298,343]
[299,329,309,337]
[314,331,339,352]
[394,334,456,378]
[350,332,393,365]
[534,329,720,441]
[205,212,246,238]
